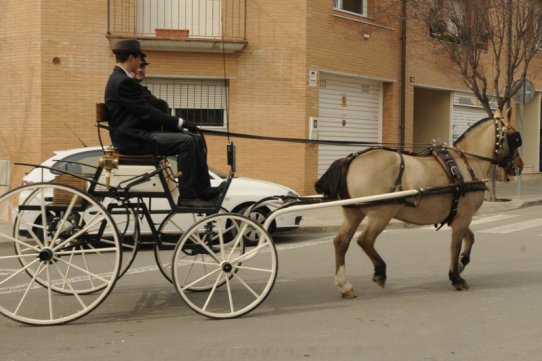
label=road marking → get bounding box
[479,218,542,234]
[420,213,519,230]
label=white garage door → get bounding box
[317,74,382,176]
[452,92,493,142]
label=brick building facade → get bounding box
[1,0,541,197]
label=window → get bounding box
[136,0,222,38]
[144,78,228,127]
[51,150,102,176]
[333,0,366,17]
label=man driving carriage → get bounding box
[104,39,225,207]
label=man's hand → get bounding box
[183,120,199,133]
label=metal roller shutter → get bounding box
[452,92,493,143]
[317,74,382,176]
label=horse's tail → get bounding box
[314,153,358,199]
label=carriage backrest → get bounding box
[96,103,108,123]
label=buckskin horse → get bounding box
[316,110,523,298]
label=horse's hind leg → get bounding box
[334,208,364,299]
[357,213,394,288]
[459,227,475,274]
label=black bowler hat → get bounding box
[112,39,146,57]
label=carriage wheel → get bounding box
[172,213,277,319]
[155,208,227,284]
[102,200,140,278]
[0,183,121,325]
[238,204,272,247]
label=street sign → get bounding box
[512,79,535,104]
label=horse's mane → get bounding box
[453,117,492,146]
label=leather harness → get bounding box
[340,146,487,229]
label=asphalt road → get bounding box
[2,206,542,361]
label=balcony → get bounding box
[107,0,247,53]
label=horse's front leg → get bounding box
[449,227,469,290]
[334,208,364,299]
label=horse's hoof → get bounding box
[372,275,386,288]
[453,281,470,291]
[341,288,357,299]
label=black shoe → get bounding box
[178,196,214,208]
[199,181,227,201]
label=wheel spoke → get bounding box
[46,265,54,320]
[52,261,88,309]
[55,257,111,285]
[52,214,106,252]
[51,195,78,242]
[0,230,41,253]
[14,262,46,315]
[13,207,46,248]
[55,246,119,256]
[231,272,260,299]
[202,272,224,312]
[0,258,41,287]
[225,273,234,313]
[180,267,221,291]
[39,189,51,247]
[231,240,269,264]
[234,265,273,273]
[227,222,249,259]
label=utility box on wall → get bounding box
[0,159,10,221]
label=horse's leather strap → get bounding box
[431,147,466,229]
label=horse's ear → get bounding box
[494,109,502,120]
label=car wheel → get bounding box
[236,205,274,247]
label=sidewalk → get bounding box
[298,174,542,232]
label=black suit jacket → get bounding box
[104,66,178,153]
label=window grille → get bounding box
[145,78,228,127]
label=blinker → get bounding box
[507,131,522,149]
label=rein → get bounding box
[200,128,431,148]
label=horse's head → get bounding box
[494,109,523,176]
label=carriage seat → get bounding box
[95,103,178,196]
[96,103,157,161]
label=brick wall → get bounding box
[3,0,542,197]
[0,0,42,188]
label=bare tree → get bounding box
[406,0,541,200]
[408,0,542,116]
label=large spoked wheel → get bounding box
[155,208,226,283]
[172,213,277,319]
[102,200,140,278]
[0,183,122,325]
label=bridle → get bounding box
[458,115,523,174]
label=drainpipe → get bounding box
[400,0,407,148]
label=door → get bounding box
[317,74,382,176]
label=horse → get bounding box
[317,109,523,298]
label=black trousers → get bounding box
[149,130,211,198]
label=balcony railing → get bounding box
[107,0,247,52]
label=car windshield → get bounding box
[51,150,102,176]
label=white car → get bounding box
[20,147,302,238]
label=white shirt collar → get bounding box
[116,64,133,78]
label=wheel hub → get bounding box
[222,262,233,273]
[38,248,54,262]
